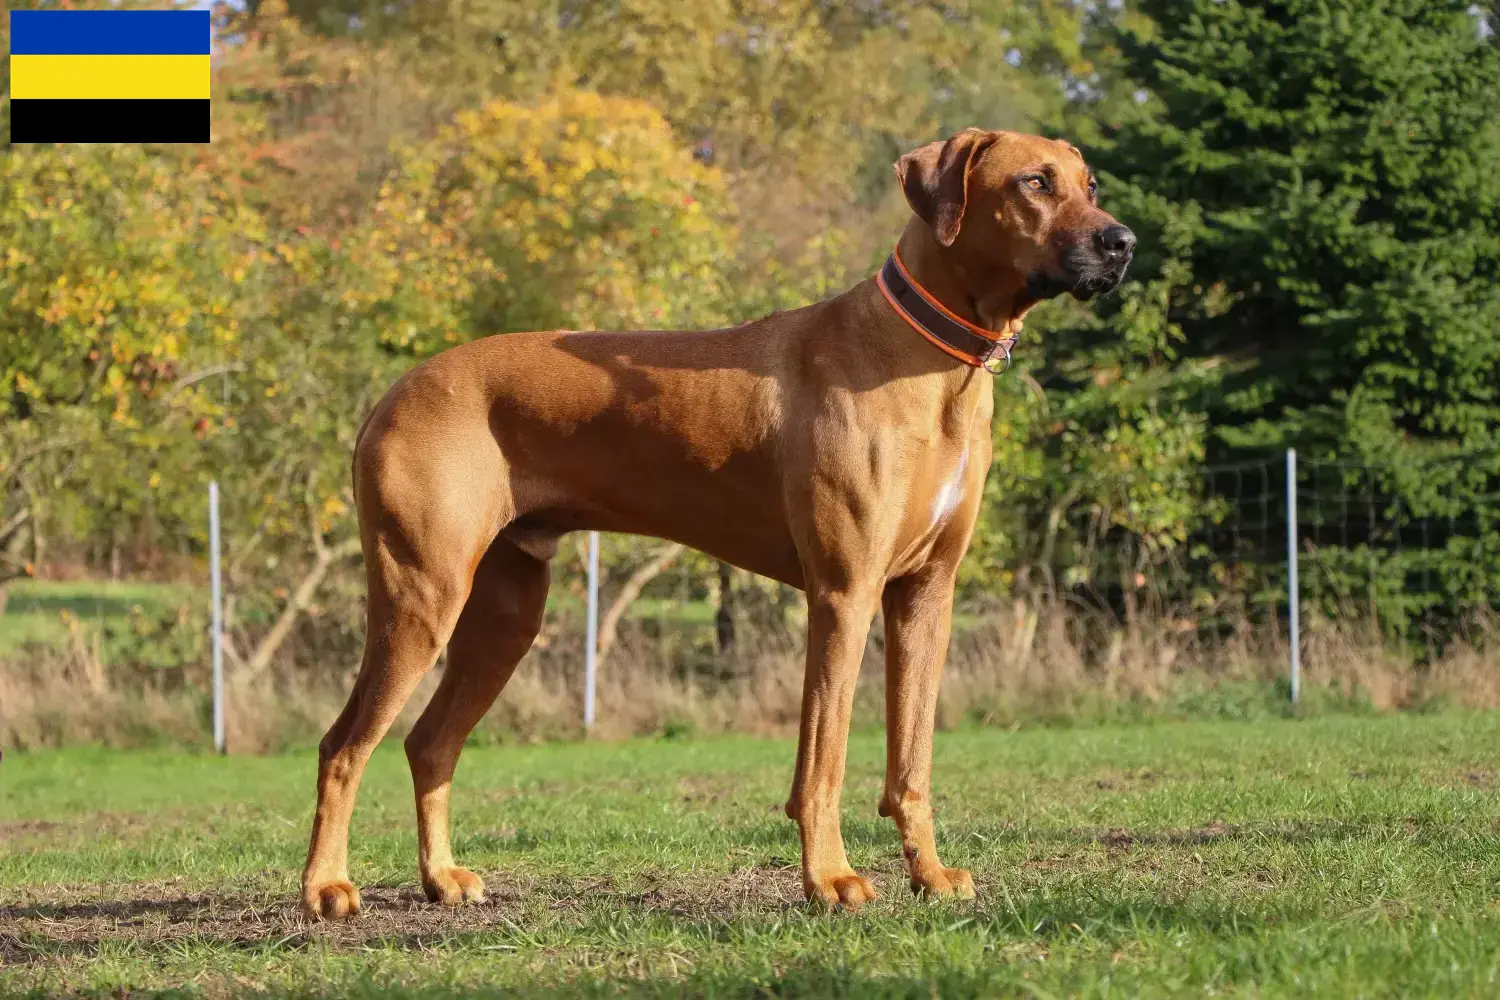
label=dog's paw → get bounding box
[422,866,486,907]
[911,866,975,900]
[805,871,878,912]
[302,879,362,921]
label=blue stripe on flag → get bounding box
[10,10,211,56]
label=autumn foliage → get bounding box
[3,0,1497,749]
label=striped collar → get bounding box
[875,248,1018,374]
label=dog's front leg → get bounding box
[878,570,975,899]
[785,588,880,910]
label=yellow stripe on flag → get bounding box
[10,55,210,100]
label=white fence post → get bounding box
[209,480,225,753]
[584,530,599,730]
[1286,448,1300,705]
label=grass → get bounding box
[0,579,192,657]
[5,713,1500,996]
[0,580,979,659]
[0,581,723,659]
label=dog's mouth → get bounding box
[1067,268,1128,302]
[1027,244,1132,303]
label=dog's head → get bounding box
[895,129,1134,319]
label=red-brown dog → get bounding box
[301,127,1134,918]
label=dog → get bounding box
[300,127,1134,918]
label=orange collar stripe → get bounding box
[876,247,1018,374]
[876,273,984,367]
[887,249,1007,343]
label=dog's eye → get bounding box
[1024,176,1049,193]
[1087,180,1098,201]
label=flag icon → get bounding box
[9,10,211,143]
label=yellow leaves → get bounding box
[148,472,162,489]
[520,150,548,183]
[360,87,737,341]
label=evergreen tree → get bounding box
[1075,0,1500,630]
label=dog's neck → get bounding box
[894,220,1026,337]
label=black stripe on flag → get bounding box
[10,99,209,143]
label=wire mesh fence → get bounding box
[540,449,1500,722]
[195,451,1500,739]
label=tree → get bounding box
[261,0,1088,302]
[961,205,1227,614]
[1080,0,1500,629]
[0,144,263,602]
[368,87,739,342]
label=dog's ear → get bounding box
[894,128,1000,247]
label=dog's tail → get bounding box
[349,403,379,514]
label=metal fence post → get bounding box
[1286,448,1300,705]
[209,480,225,753]
[584,530,599,730]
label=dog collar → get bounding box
[876,249,1018,374]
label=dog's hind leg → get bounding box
[403,539,549,907]
[301,525,481,921]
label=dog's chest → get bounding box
[887,440,975,579]
[928,446,970,532]
[883,380,990,574]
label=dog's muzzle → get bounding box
[1031,224,1136,302]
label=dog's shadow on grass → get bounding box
[2,814,1419,966]
[1,895,242,923]
[0,876,1323,970]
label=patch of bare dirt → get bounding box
[1082,821,1240,855]
[0,810,184,847]
[674,774,746,806]
[1425,768,1498,790]
[1089,768,1162,792]
[0,819,63,842]
[0,866,817,969]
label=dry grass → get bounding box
[3,599,1498,753]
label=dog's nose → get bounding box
[1095,224,1136,262]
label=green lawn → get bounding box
[0,579,979,659]
[5,713,1500,996]
[0,579,194,657]
[0,581,727,660]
